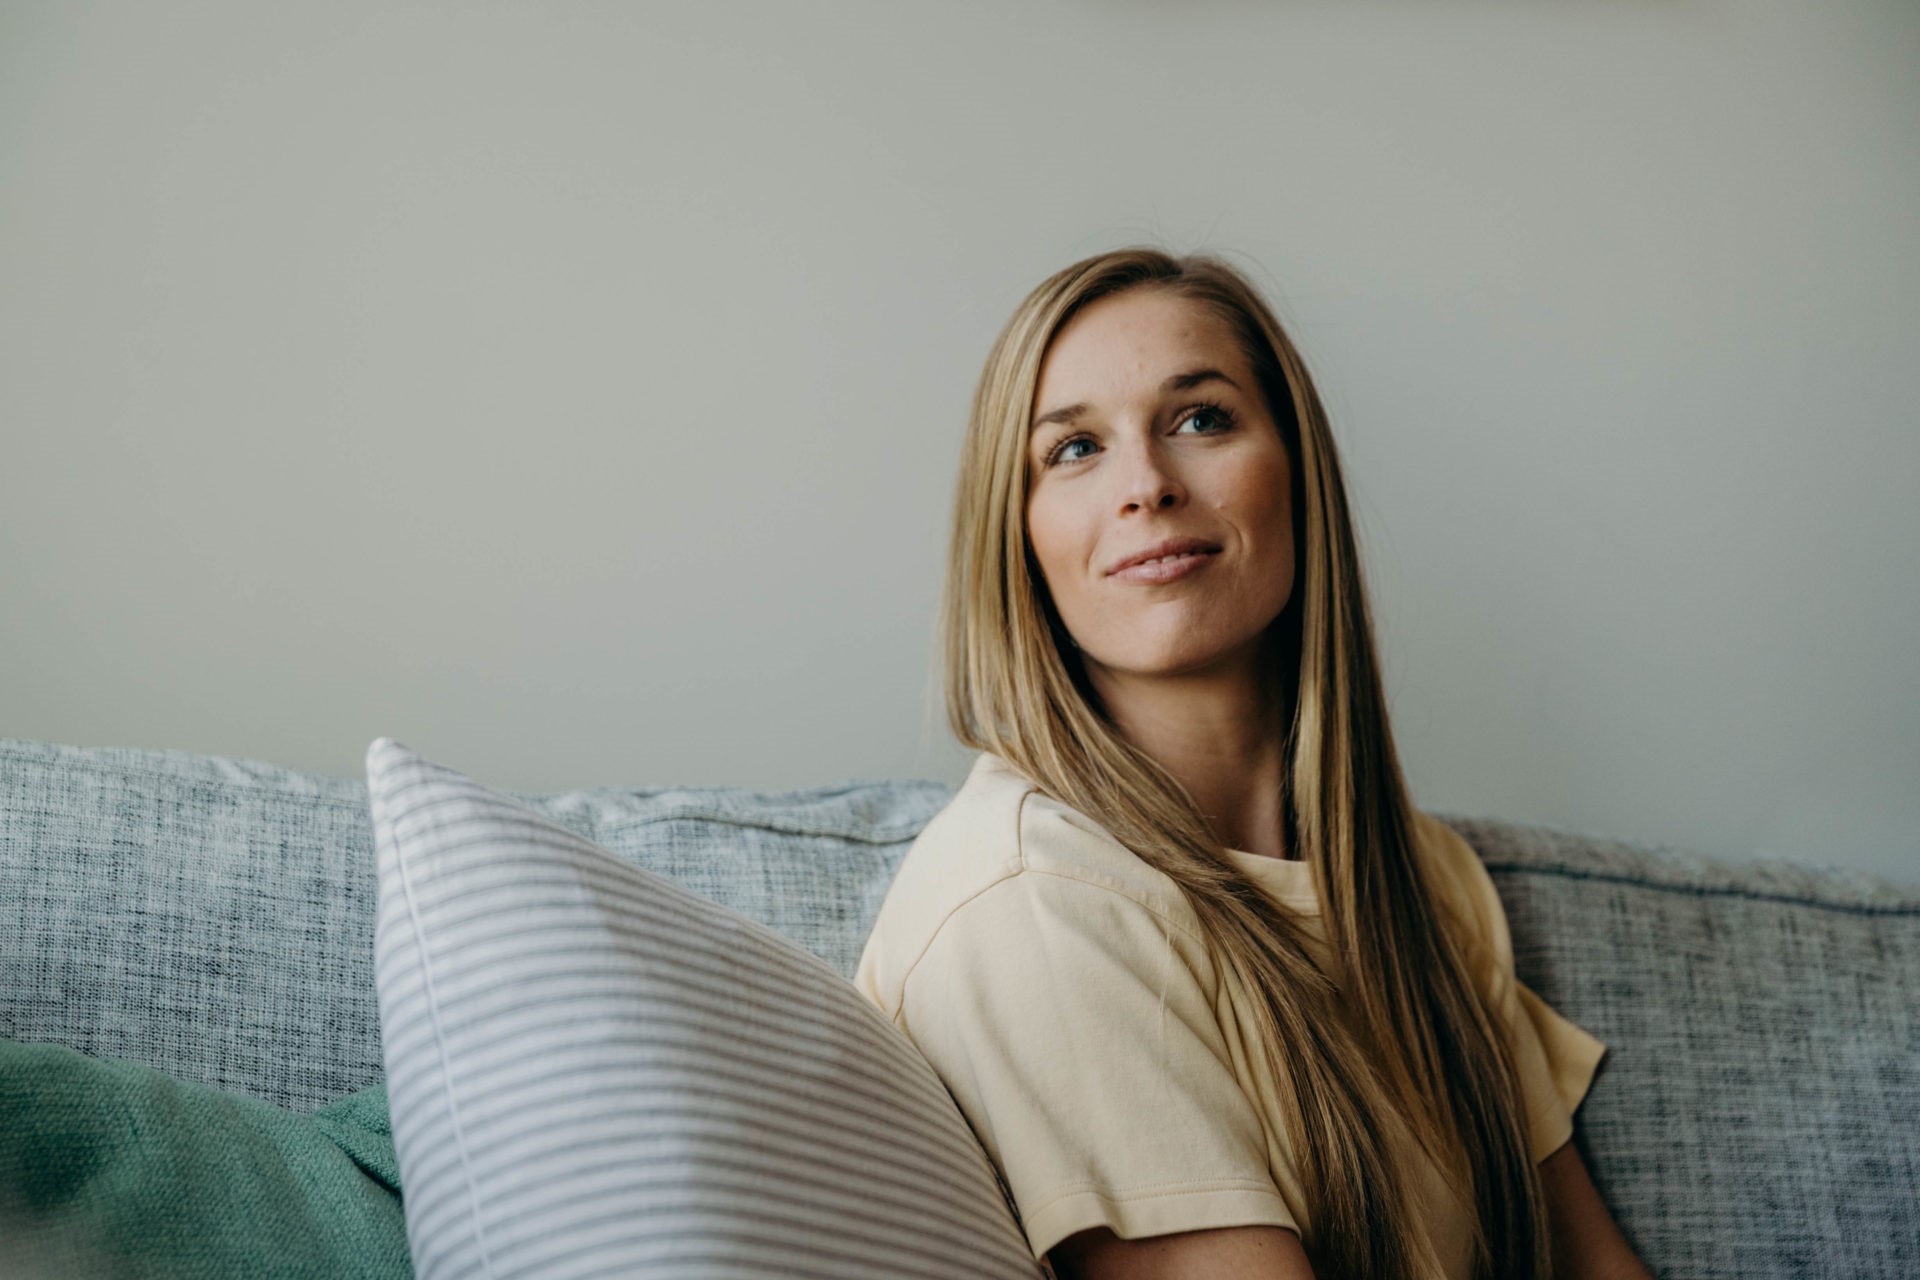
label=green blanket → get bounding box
[0,1039,407,1279]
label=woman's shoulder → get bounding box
[861,754,1033,969]
[903,751,1195,908]
[1407,808,1510,969]
[855,751,1203,1019]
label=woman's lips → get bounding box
[1109,549,1220,585]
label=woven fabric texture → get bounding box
[1,735,1915,1276]
[0,736,947,1111]
[1444,815,1918,1276]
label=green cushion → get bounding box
[0,1038,407,1279]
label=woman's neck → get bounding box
[1090,659,1297,859]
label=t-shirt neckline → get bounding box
[974,752,1321,912]
[1222,846,1320,914]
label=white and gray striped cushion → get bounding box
[366,737,1043,1280]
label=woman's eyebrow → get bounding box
[1030,368,1241,433]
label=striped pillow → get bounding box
[366,738,1044,1280]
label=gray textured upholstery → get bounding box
[2,736,1915,1277]
[1443,815,1918,1276]
[0,737,946,1111]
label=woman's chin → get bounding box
[1090,642,1259,682]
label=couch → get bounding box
[0,734,1914,1277]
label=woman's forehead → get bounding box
[1052,290,1232,359]
[1033,295,1249,427]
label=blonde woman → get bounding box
[854,248,1653,1280]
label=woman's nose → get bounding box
[1114,444,1184,513]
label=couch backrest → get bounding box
[1445,815,1918,1277]
[3,737,1916,1277]
[0,737,948,1111]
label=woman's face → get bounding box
[1024,288,1295,685]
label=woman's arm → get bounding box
[1047,1223,1315,1280]
[1540,1139,1655,1280]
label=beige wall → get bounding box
[3,1,1915,881]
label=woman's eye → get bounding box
[1178,404,1236,435]
[1043,404,1235,468]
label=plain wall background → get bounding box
[3,1,1914,883]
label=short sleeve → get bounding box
[1415,813,1609,1163]
[898,871,1297,1263]
[1506,975,1609,1162]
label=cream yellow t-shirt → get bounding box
[854,751,1607,1276]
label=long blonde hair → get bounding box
[939,247,1552,1279]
